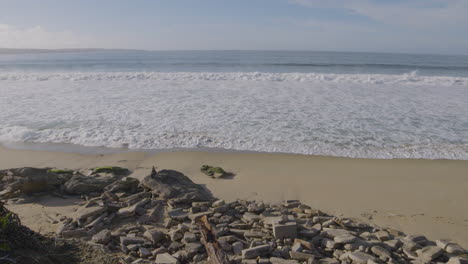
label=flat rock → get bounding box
[243,212,263,222]
[168,208,189,220]
[242,244,270,259]
[289,251,315,261]
[143,229,164,244]
[185,242,203,254]
[92,229,112,244]
[315,258,340,264]
[447,257,468,264]
[371,245,392,259]
[182,232,197,244]
[61,228,88,238]
[273,222,297,239]
[121,236,146,246]
[270,257,300,264]
[375,230,390,241]
[334,234,356,244]
[233,241,244,255]
[299,229,319,238]
[348,252,376,264]
[155,253,180,264]
[321,228,352,238]
[418,246,443,261]
[64,174,116,195]
[139,247,151,258]
[74,205,107,221]
[436,240,466,254]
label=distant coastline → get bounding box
[0,48,146,55]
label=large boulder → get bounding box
[103,177,139,193]
[140,169,213,202]
[0,167,68,197]
[64,175,117,195]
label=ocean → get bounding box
[0,50,467,159]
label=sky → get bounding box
[0,0,467,54]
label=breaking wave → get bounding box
[1,71,467,159]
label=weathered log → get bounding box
[196,215,231,264]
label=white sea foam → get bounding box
[0,71,467,86]
[0,71,467,159]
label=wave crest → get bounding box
[1,71,467,86]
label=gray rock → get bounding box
[168,208,189,220]
[270,257,300,264]
[127,244,140,251]
[170,231,183,241]
[233,242,244,255]
[405,235,428,246]
[155,253,180,264]
[243,212,263,222]
[182,232,197,244]
[120,236,146,246]
[371,245,391,259]
[374,230,390,241]
[64,174,116,195]
[321,228,352,238]
[61,228,88,238]
[321,238,337,249]
[185,242,203,254]
[140,169,213,202]
[312,216,333,223]
[273,222,297,239]
[418,246,443,262]
[152,247,168,256]
[0,167,65,196]
[74,205,107,221]
[447,257,468,264]
[383,239,402,251]
[104,177,139,193]
[92,229,112,244]
[289,251,315,261]
[139,247,151,258]
[242,244,270,259]
[213,204,230,213]
[212,199,225,207]
[298,229,319,238]
[143,229,164,244]
[315,258,340,264]
[334,234,356,244]
[436,240,466,255]
[348,252,377,264]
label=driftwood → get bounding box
[196,215,231,264]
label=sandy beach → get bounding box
[1,145,467,249]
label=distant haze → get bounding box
[1,0,468,55]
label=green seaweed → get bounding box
[93,166,128,174]
[48,169,74,174]
[201,165,227,178]
[0,213,12,230]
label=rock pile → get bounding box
[2,166,467,264]
[0,166,130,199]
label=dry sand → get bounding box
[1,145,467,248]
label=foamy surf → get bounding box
[1,71,467,160]
[0,71,467,86]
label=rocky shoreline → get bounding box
[1,166,467,264]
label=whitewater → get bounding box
[1,71,467,159]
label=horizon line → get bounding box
[0,47,467,57]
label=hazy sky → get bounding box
[1,0,467,54]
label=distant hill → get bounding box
[0,48,146,55]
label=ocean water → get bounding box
[0,50,467,159]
